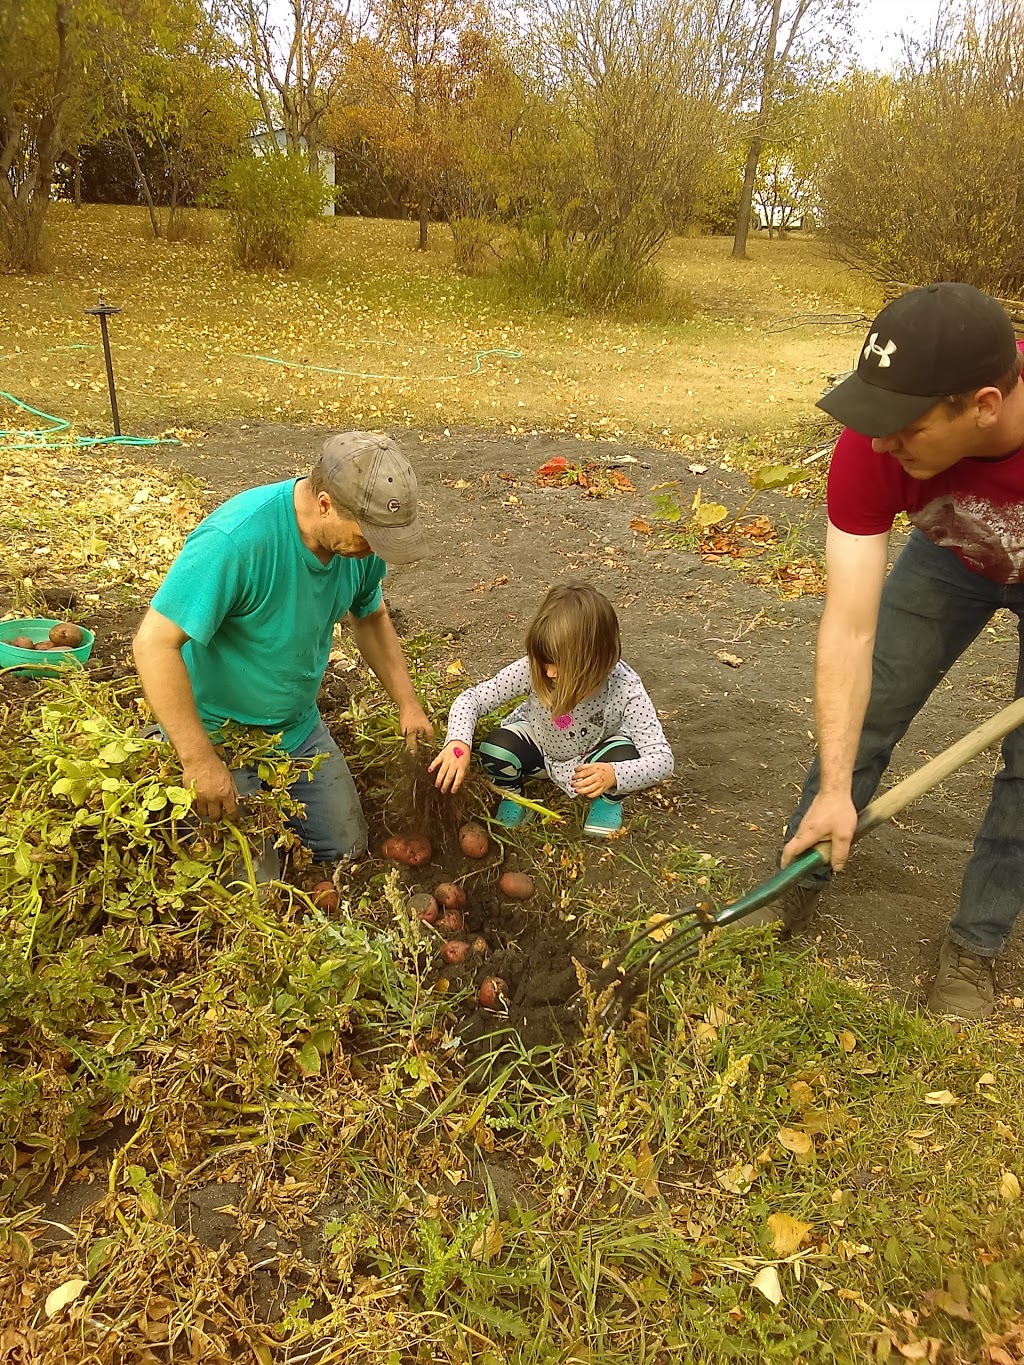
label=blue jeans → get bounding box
[786,530,1024,958]
[233,717,367,879]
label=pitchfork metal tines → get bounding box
[594,695,1024,1032]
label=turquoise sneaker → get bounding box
[496,797,533,829]
[584,796,623,838]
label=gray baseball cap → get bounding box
[315,432,427,564]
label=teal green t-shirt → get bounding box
[152,479,385,750]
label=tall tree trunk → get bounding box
[732,0,782,260]
[0,1,73,271]
[418,197,429,251]
[122,133,162,238]
[167,166,180,240]
[733,137,762,260]
[0,194,50,272]
[73,155,82,208]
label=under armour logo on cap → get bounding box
[817,283,1019,438]
[862,333,897,368]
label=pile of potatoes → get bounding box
[6,621,86,652]
[380,819,536,1010]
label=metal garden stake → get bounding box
[84,294,122,436]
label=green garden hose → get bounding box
[0,391,177,453]
[240,346,522,383]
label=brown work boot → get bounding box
[732,884,822,932]
[926,939,996,1021]
[776,883,822,935]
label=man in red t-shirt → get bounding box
[774,282,1024,1019]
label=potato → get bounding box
[434,881,466,911]
[9,636,35,650]
[470,934,489,958]
[441,940,470,964]
[48,621,84,647]
[403,834,432,867]
[458,822,490,859]
[437,907,464,935]
[35,641,58,650]
[478,977,509,1009]
[310,880,339,912]
[408,892,438,923]
[381,834,433,866]
[499,871,535,901]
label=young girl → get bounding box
[429,584,674,838]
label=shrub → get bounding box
[819,7,1024,295]
[220,152,331,270]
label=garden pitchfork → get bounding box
[596,696,1024,1031]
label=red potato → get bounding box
[310,880,339,912]
[458,822,490,859]
[442,940,471,964]
[8,636,35,650]
[408,892,439,923]
[437,907,465,935]
[478,977,509,1009]
[48,621,84,647]
[499,871,535,901]
[403,834,432,867]
[434,882,466,911]
[470,935,489,958]
[381,834,433,867]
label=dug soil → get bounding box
[110,420,1024,1013]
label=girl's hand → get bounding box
[572,762,617,798]
[429,741,472,793]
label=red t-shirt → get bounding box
[827,389,1024,584]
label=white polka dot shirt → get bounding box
[445,657,674,797]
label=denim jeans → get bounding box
[786,529,1024,958]
[233,717,367,880]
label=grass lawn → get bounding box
[1,206,878,446]
[1,217,1023,1364]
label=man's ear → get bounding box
[975,385,1004,428]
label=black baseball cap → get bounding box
[817,282,1018,438]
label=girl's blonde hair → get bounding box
[526,584,620,714]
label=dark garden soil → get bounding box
[76,419,1024,1017]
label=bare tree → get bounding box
[731,0,850,259]
[221,0,355,167]
[512,0,751,303]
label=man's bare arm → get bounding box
[781,522,889,871]
[132,607,239,819]
[347,603,434,747]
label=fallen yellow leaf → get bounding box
[767,1212,813,1257]
[777,1127,814,1163]
[751,1266,783,1305]
[998,1170,1020,1202]
[45,1278,88,1317]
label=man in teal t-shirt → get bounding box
[134,432,433,868]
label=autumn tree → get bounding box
[221,0,355,169]
[0,0,143,270]
[750,79,827,236]
[115,1,250,239]
[342,0,482,250]
[730,0,853,259]
[819,0,1024,294]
